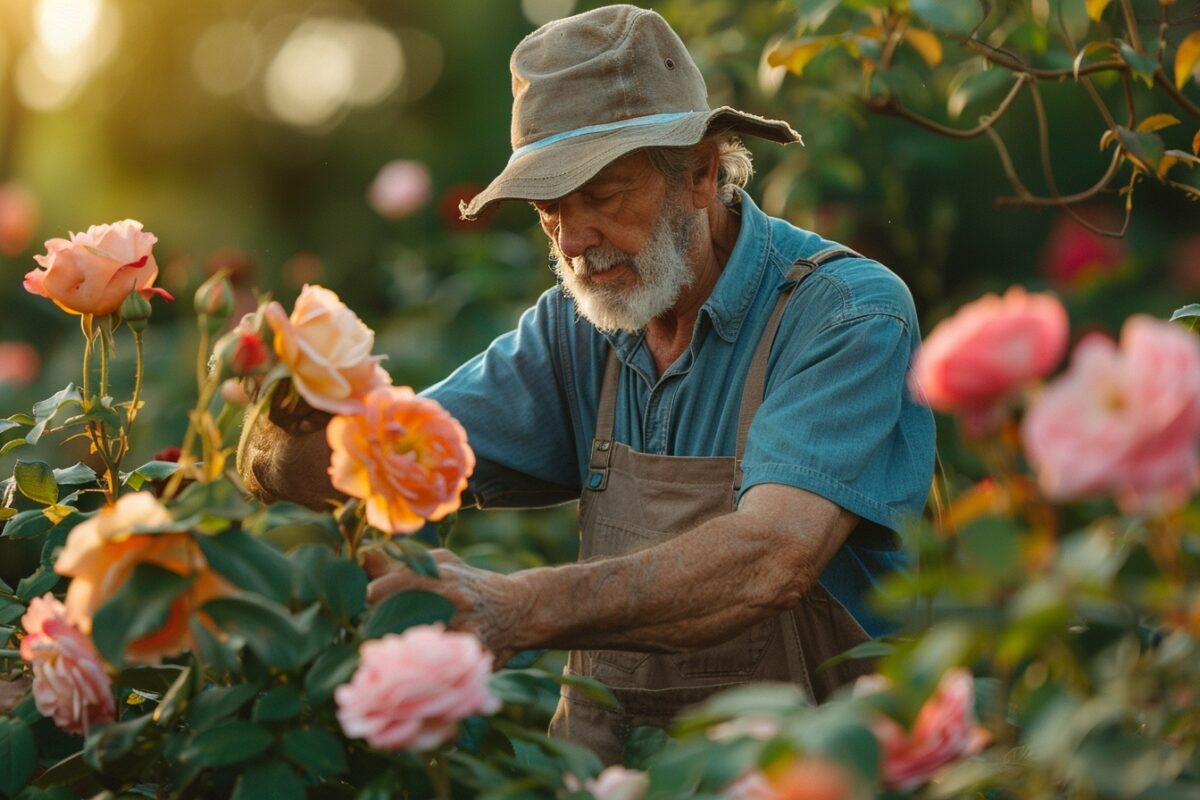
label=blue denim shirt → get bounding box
[422,192,935,635]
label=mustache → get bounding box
[554,242,634,277]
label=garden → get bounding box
[1,0,1199,798]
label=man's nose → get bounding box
[554,195,602,260]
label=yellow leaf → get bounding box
[904,28,944,67]
[1086,0,1113,21]
[1136,113,1181,133]
[767,39,828,76]
[1157,153,1178,180]
[1193,128,1200,157]
[1174,30,1200,89]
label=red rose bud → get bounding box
[213,329,271,379]
[194,271,235,331]
[119,289,153,332]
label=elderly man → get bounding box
[243,4,934,763]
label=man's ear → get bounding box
[688,140,721,210]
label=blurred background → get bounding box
[0,0,1197,565]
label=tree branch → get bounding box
[866,74,1028,140]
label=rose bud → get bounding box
[119,290,154,332]
[194,271,235,333]
[213,329,271,379]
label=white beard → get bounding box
[550,196,698,334]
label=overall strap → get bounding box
[733,246,861,492]
[585,348,622,492]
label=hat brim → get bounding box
[459,108,801,220]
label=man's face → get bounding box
[534,153,699,333]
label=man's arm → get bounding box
[364,482,856,663]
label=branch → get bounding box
[1119,0,1144,54]
[963,38,1126,79]
[993,148,1124,207]
[866,74,1028,140]
[1154,69,1200,118]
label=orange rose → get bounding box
[263,284,391,414]
[54,492,229,663]
[24,219,173,316]
[327,385,474,534]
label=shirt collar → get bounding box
[699,189,771,343]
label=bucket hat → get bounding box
[459,4,801,220]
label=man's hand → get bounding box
[237,384,345,509]
[362,549,533,666]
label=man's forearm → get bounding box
[509,485,857,654]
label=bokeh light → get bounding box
[17,0,121,111]
[521,0,576,27]
[192,20,261,97]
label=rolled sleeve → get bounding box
[739,310,934,537]
[421,289,581,508]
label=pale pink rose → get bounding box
[565,766,649,800]
[1022,315,1200,512]
[722,771,775,800]
[0,181,39,256]
[25,219,173,316]
[0,341,39,387]
[263,284,391,415]
[334,624,500,751]
[860,668,988,791]
[707,715,781,742]
[367,160,432,220]
[909,287,1068,432]
[721,760,855,800]
[19,594,115,735]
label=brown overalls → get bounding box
[547,249,879,764]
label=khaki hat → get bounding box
[459,4,801,220]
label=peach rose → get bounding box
[263,284,391,414]
[327,385,474,535]
[334,624,500,751]
[24,219,173,316]
[860,668,988,791]
[0,181,39,256]
[54,492,229,663]
[367,160,432,220]
[908,286,1068,432]
[1022,315,1200,512]
[20,594,115,735]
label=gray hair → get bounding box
[642,133,754,205]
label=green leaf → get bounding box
[16,566,61,601]
[0,507,15,522]
[818,639,896,673]
[1119,40,1158,87]
[253,685,302,722]
[503,649,546,669]
[553,671,621,711]
[1116,126,1165,170]
[361,590,455,639]
[230,760,307,800]
[1170,303,1200,321]
[202,594,311,670]
[26,385,83,447]
[0,716,35,796]
[188,682,262,731]
[281,727,347,778]
[960,516,1021,581]
[323,559,367,619]
[303,643,358,704]
[190,616,241,675]
[3,509,54,540]
[173,478,257,522]
[51,463,98,487]
[92,562,193,665]
[911,0,980,35]
[14,461,57,505]
[120,460,180,491]
[195,529,293,605]
[494,719,604,783]
[0,597,24,626]
[488,671,544,705]
[388,537,440,579]
[623,726,670,770]
[30,752,95,792]
[178,721,274,768]
[0,419,22,435]
[83,714,153,773]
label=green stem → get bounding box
[80,314,93,400]
[98,316,110,401]
[161,372,220,502]
[196,328,209,396]
[125,330,145,435]
[426,755,451,800]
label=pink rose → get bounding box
[860,668,988,791]
[721,760,855,800]
[0,181,39,256]
[1040,212,1127,290]
[25,219,173,316]
[0,341,39,387]
[263,284,391,415]
[908,286,1068,432]
[334,624,500,751]
[19,594,115,736]
[367,160,432,220]
[1022,315,1200,512]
